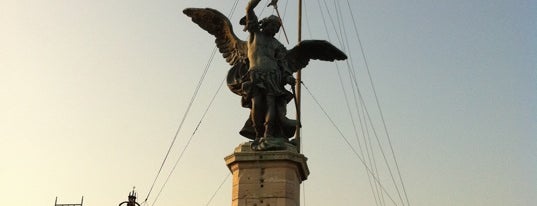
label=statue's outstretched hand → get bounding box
[247,0,262,11]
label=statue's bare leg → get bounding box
[250,94,286,151]
[264,95,277,138]
[250,94,266,139]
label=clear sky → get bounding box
[1,0,535,206]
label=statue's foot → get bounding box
[251,136,287,151]
[289,138,297,146]
[251,137,261,150]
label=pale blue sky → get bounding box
[1,0,535,206]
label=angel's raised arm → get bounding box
[245,0,261,33]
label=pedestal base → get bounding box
[225,142,309,206]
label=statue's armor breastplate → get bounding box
[248,33,278,70]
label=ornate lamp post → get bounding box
[119,188,140,206]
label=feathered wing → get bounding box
[285,40,348,73]
[183,8,248,65]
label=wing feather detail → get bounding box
[183,8,247,66]
[286,40,347,73]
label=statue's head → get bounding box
[260,15,281,35]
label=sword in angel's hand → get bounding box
[267,0,289,44]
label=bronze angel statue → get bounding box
[184,0,347,150]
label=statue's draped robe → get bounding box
[226,62,296,140]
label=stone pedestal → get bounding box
[225,142,309,206]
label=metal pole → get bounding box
[295,0,303,153]
[273,7,290,44]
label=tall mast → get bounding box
[295,0,303,153]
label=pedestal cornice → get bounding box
[225,142,310,181]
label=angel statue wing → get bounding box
[285,40,348,73]
[183,8,248,65]
[183,8,250,98]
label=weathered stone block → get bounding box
[226,142,309,206]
